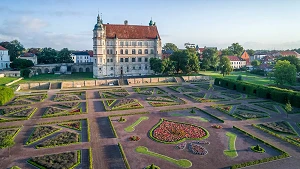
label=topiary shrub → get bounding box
[237,75,242,81]
[118,116,126,122]
[145,164,160,169]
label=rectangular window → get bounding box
[107,59,109,62]
[125,58,129,62]
[120,58,124,62]
[150,49,154,54]
[111,67,113,70]
[132,58,136,62]
[132,41,136,46]
[127,66,129,72]
[138,58,142,62]
[145,58,148,62]
[133,66,135,70]
[120,41,124,46]
[110,59,113,62]
[139,66,141,70]
[145,66,148,70]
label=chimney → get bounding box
[124,20,128,25]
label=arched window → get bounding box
[144,49,148,54]
[107,49,109,54]
[120,49,123,54]
[110,49,113,54]
[125,49,128,54]
[138,49,142,54]
[150,49,154,54]
[132,49,136,54]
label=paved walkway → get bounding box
[0,84,300,169]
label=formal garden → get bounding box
[133,87,166,95]
[103,98,143,111]
[6,93,47,106]
[100,88,130,98]
[146,95,186,107]
[42,101,85,118]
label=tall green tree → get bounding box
[57,48,73,63]
[186,50,200,73]
[162,43,178,51]
[38,47,57,64]
[228,43,244,57]
[246,49,255,56]
[277,55,300,72]
[220,56,233,76]
[251,60,261,67]
[150,58,163,74]
[220,48,234,56]
[10,59,34,69]
[202,48,219,71]
[170,50,189,73]
[274,60,296,85]
[161,58,176,74]
[0,40,25,61]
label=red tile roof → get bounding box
[227,56,244,61]
[87,51,93,57]
[104,24,160,39]
[199,48,205,52]
[0,46,7,50]
[280,51,299,56]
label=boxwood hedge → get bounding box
[214,78,300,108]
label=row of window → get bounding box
[106,49,155,55]
[99,65,149,71]
[105,57,149,63]
[231,61,243,64]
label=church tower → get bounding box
[93,14,106,78]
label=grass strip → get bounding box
[224,132,238,158]
[124,116,149,132]
[118,142,131,169]
[136,146,192,168]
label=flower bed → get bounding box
[134,87,154,95]
[0,106,31,115]
[148,102,179,107]
[176,142,187,150]
[22,94,47,102]
[260,121,297,135]
[254,103,278,112]
[58,121,81,131]
[27,151,80,169]
[221,92,241,99]
[36,131,79,148]
[106,100,116,106]
[192,140,210,145]
[149,119,209,144]
[236,105,265,113]
[189,143,208,155]
[58,102,80,108]
[54,94,81,102]
[8,108,36,118]
[26,126,61,145]
[211,124,223,129]
[110,99,143,110]
[234,111,269,120]
[195,84,211,90]
[129,135,140,141]
[102,89,130,98]
[8,99,32,105]
[43,107,66,117]
[0,129,19,148]
[146,96,174,102]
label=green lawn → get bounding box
[136,146,192,168]
[223,132,238,158]
[200,71,274,85]
[124,116,149,132]
[0,77,19,86]
[18,72,94,83]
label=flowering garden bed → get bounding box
[253,103,279,112]
[58,102,80,109]
[16,94,47,102]
[147,96,185,107]
[36,131,79,148]
[233,111,269,120]
[0,128,21,148]
[221,92,242,99]
[101,89,130,98]
[27,151,80,169]
[7,99,32,106]
[259,121,297,135]
[149,119,209,144]
[133,87,154,95]
[53,94,81,102]
[236,105,265,114]
[103,98,143,111]
[42,106,82,117]
[58,121,82,131]
[26,126,61,145]
[189,143,208,155]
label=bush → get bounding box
[20,68,31,78]
[214,78,300,108]
[250,69,265,76]
[0,87,14,105]
[236,75,242,81]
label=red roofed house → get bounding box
[92,14,162,78]
[19,53,38,65]
[227,56,246,69]
[240,51,250,65]
[273,51,300,59]
[0,46,10,69]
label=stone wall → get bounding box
[182,76,211,82]
[126,77,176,85]
[19,82,50,90]
[61,79,118,89]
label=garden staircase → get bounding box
[50,82,62,89]
[175,77,185,84]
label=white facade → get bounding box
[71,52,92,63]
[92,15,162,78]
[19,53,38,65]
[230,60,246,69]
[0,47,10,70]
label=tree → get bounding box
[246,49,255,56]
[161,58,176,74]
[220,56,233,76]
[228,43,244,57]
[170,49,199,74]
[57,48,73,63]
[277,55,300,72]
[10,58,34,69]
[202,48,219,71]
[274,60,296,85]
[251,60,261,67]
[0,40,25,61]
[220,48,233,56]
[162,43,178,51]
[285,101,292,118]
[186,50,200,73]
[38,47,57,64]
[150,58,163,74]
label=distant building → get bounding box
[0,46,10,70]
[162,50,174,59]
[240,51,250,65]
[273,51,300,58]
[19,53,38,65]
[227,56,246,69]
[71,51,92,63]
[184,43,196,48]
[92,14,162,78]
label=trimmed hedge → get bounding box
[193,107,225,123]
[118,142,131,169]
[214,78,300,108]
[231,126,290,169]
[89,147,93,169]
[0,87,14,106]
[108,117,118,138]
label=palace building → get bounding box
[92,14,162,78]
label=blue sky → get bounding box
[1,0,300,50]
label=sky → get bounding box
[1,0,300,50]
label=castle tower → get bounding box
[93,14,106,78]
